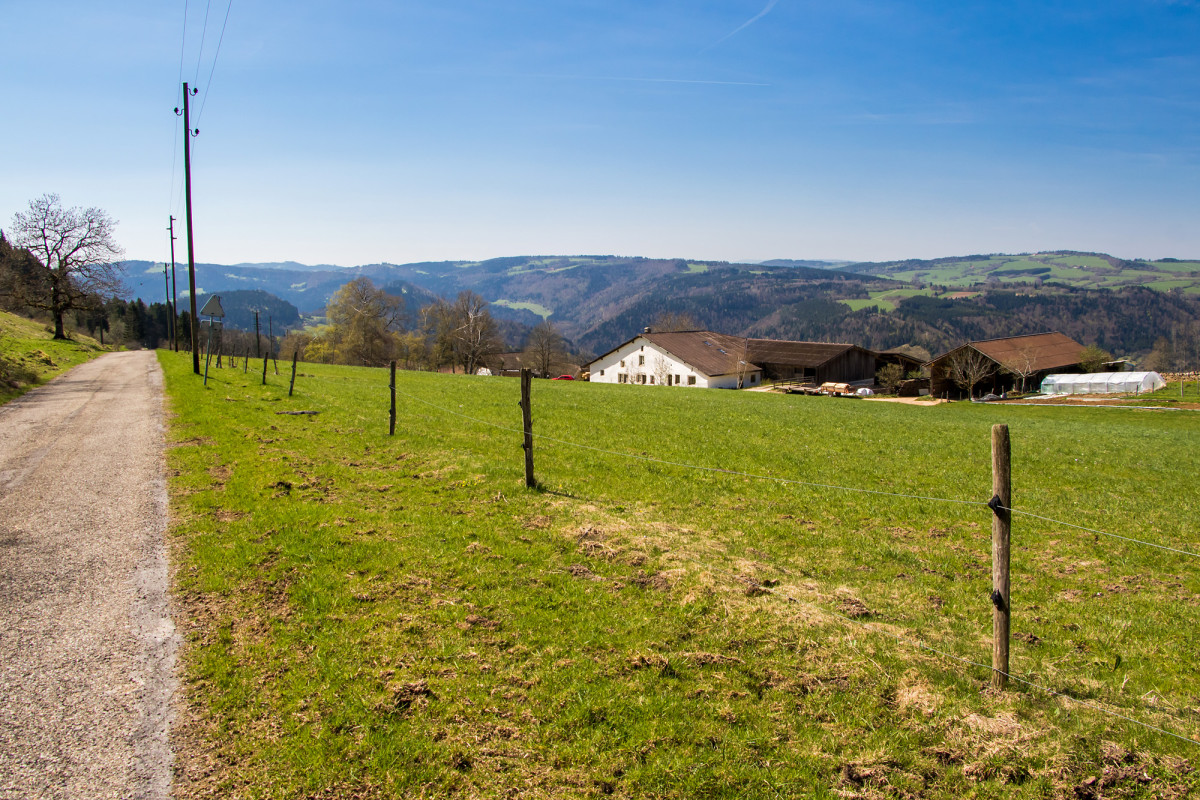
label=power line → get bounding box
[196,0,233,124]
[178,0,189,88]
[193,0,214,85]
[170,0,189,218]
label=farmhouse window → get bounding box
[649,376,655,384]
[674,374,680,385]
[687,375,696,385]
[620,360,625,367]
[639,374,646,384]
[599,369,604,376]
[638,355,645,366]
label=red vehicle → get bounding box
[552,375,574,381]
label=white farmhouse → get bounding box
[588,329,763,389]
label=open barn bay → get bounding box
[160,351,1199,799]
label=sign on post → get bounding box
[199,295,225,318]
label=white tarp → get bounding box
[1039,371,1165,395]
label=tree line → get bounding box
[280,277,577,377]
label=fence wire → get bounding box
[392,382,1200,561]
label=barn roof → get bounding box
[641,331,760,377]
[746,339,862,368]
[929,332,1086,371]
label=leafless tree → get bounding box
[999,345,1039,393]
[651,354,673,385]
[429,291,504,375]
[946,346,996,399]
[7,194,125,339]
[650,311,698,332]
[524,320,567,377]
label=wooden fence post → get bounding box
[990,424,1012,690]
[520,369,535,488]
[243,348,248,374]
[262,351,269,386]
[288,350,298,397]
[389,361,396,436]
[203,322,213,386]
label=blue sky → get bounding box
[1,0,1198,268]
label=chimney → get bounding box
[644,326,652,334]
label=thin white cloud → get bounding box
[469,71,771,88]
[709,0,780,48]
[583,75,770,87]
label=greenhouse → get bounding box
[1039,372,1165,395]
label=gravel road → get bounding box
[0,351,176,799]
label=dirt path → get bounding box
[0,351,176,799]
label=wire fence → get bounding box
[389,381,1199,561]
[192,355,1200,745]
[382,373,1200,746]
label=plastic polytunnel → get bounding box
[1039,372,1165,395]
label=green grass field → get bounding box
[0,310,108,405]
[162,352,1200,798]
[868,254,1200,293]
[492,299,554,319]
[840,288,932,311]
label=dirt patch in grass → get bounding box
[837,595,873,619]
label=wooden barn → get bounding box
[926,332,1087,398]
[745,340,878,385]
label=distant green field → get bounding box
[493,299,553,318]
[868,252,1200,293]
[1049,255,1113,270]
[684,262,709,274]
[840,288,931,311]
[840,298,881,311]
[163,355,1200,799]
[1145,261,1200,274]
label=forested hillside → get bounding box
[115,252,1200,364]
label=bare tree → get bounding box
[651,354,673,385]
[946,347,996,399]
[524,320,567,378]
[429,291,504,375]
[999,345,1039,393]
[7,194,125,339]
[650,311,698,332]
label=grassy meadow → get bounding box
[870,253,1200,294]
[161,350,1200,799]
[0,310,108,405]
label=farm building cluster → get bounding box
[584,328,1159,398]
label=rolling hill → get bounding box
[119,251,1200,362]
[840,251,1200,294]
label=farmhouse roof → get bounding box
[928,332,1086,371]
[745,339,862,368]
[641,331,760,377]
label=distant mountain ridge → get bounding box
[119,251,1200,360]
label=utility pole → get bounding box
[162,263,173,348]
[168,216,179,351]
[176,83,200,373]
